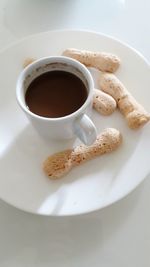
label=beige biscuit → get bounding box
[93,88,117,115]
[23,58,35,68]
[43,128,122,179]
[99,73,150,129]
[62,48,120,73]
[43,149,72,179]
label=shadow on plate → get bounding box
[0,119,144,215]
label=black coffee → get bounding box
[25,70,87,118]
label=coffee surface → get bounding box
[25,70,87,118]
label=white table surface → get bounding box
[0,0,150,266]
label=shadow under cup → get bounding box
[16,56,96,143]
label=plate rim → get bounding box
[0,29,150,69]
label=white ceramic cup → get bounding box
[16,56,97,145]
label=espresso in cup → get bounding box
[25,70,87,118]
[16,56,97,145]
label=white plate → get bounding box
[0,30,150,216]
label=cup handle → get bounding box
[73,114,97,145]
